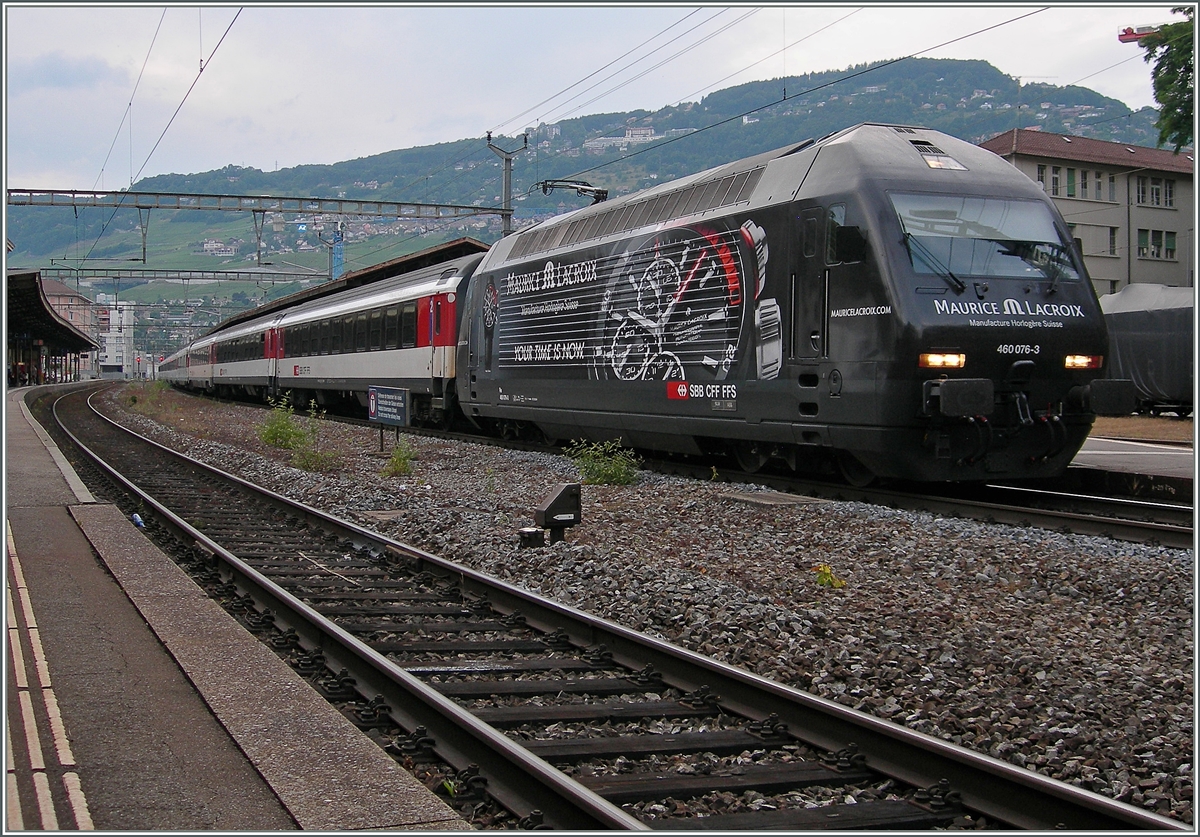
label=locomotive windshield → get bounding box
[891,193,1081,283]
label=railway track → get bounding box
[35,384,1185,831]
[173,385,1196,549]
[642,459,1193,550]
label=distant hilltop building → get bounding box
[583,126,696,150]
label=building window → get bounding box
[1080,170,1088,199]
[1138,228,1178,260]
[1051,166,1061,196]
[1136,176,1148,204]
[1149,178,1162,206]
[1108,227,1118,256]
[1066,168,1076,197]
[1108,175,1116,202]
[1037,164,1046,189]
[1164,179,1175,207]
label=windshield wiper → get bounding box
[903,233,965,293]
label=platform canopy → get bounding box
[7,268,98,354]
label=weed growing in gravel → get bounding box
[381,438,417,477]
[564,439,641,485]
[125,380,170,414]
[813,563,847,588]
[290,401,339,472]
[258,397,307,449]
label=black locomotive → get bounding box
[166,123,1133,483]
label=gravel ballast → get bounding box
[98,385,1194,824]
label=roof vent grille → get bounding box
[911,140,947,155]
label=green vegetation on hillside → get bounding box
[9,57,1162,273]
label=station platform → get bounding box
[1075,435,1193,480]
[4,386,468,831]
[1062,435,1194,503]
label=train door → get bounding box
[265,327,276,381]
[792,206,827,360]
[429,296,440,386]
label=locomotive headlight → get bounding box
[1064,354,1103,370]
[919,352,966,369]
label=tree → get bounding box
[1139,6,1194,152]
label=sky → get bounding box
[3,3,1185,192]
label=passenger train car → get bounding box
[162,254,485,425]
[162,123,1132,483]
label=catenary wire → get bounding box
[396,9,742,202]
[91,9,167,192]
[78,9,243,267]
[392,9,726,202]
[557,7,1050,184]
[533,9,758,127]
[666,8,863,110]
[489,7,709,136]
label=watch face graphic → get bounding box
[597,225,745,381]
[482,280,500,330]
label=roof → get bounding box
[210,237,490,334]
[979,129,1194,175]
[6,269,99,353]
[40,276,90,300]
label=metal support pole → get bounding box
[138,208,151,263]
[253,210,265,266]
[487,131,527,237]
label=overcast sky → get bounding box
[4,3,1183,191]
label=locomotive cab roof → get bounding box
[482,123,1042,273]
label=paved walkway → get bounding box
[5,385,468,830]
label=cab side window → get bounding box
[825,204,846,265]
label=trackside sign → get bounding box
[368,386,409,427]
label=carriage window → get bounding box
[356,313,368,351]
[803,217,817,258]
[320,319,331,354]
[344,316,355,352]
[369,309,384,351]
[401,302,417,348]
[384,307,399,349]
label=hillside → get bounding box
[8,56,1164,278]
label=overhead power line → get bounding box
[533,9,757,128]
[561,7,1051,184]
[489,7,709,136]
[92,8,166,192]
[79,8,244,268]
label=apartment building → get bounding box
[41,277,98,377]
[978,128,1194,295]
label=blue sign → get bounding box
[368,386,409,427]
